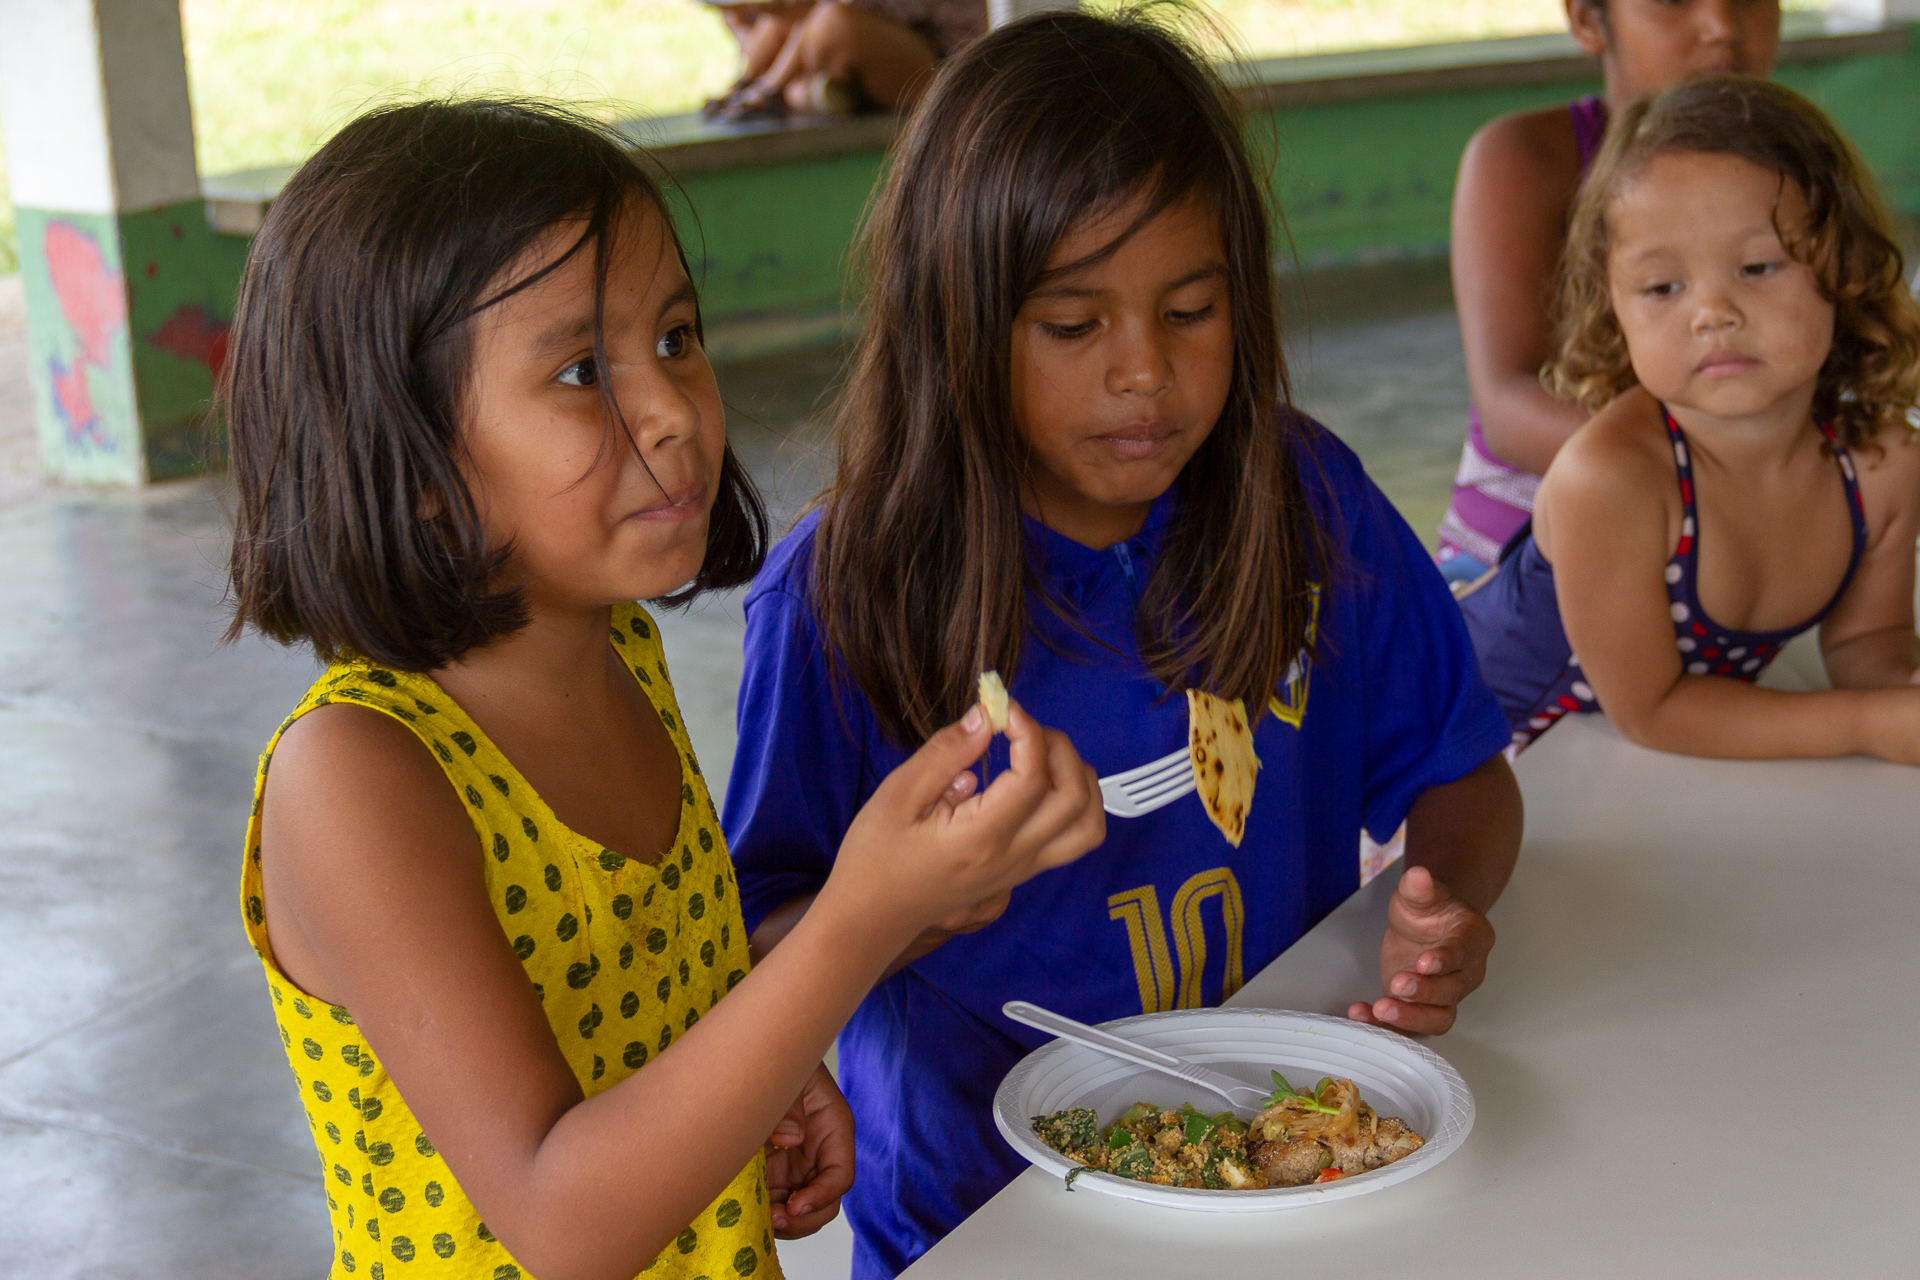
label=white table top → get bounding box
[902,707,1920,1278]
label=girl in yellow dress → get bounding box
[223,99,1103,1280]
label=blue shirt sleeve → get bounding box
[1340,456,1511,841]
[721,582,874,937]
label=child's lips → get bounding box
[1095,421,1176,460]
[628,484,705,523]
[1695,350,1758,378]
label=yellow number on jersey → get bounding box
[1107,867,1247,1015]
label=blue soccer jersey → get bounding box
[724,425,1507,1279]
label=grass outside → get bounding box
[0,0,1828,276]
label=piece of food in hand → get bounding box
[1187,690,1260,846]
[977,670,1010,734]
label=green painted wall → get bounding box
[670,151,883,324]
[666,33,1920,336]
[120,200,249,477]
[16,199,244,483]
[18,34,1913,484]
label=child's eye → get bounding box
[557,358,598,388]
[656,325,695,360]
[1642,281,1682,299]
[1039,319,1098,340]
[1740,261,1780,280]
[1167,304,1216,325]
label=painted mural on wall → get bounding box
[16,201,243,485]
[40,218,133,459]
[16,208,142,483]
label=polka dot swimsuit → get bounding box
[1459,408,1866,754]
[240,604,781,1280]
[1661,406,1866,688]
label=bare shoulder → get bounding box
[1852,423,1920,491]
[1458,105,1581,190]
[1543,390,1671,504]
[1535,390,1674,555]
[262,702,477,903]
[268,702,463,822]
[260,701,487,1003]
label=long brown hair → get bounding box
[1548,76,1920,451]
[222,100,767,671]
[812,7,1330,748]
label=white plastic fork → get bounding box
[1097,746,1192,818]
[1003,1000,1272,1116]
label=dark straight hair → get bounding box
[223,99,767,670]
[812,6,1331,748]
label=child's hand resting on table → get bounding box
[1346,754,1521,1036]
[1348,865,1495,1037]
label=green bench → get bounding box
[200,13,1917,362]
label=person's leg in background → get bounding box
[779,1,937,113]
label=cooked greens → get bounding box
[1030,1077,1424,1190]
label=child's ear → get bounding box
[1566,0,1608,57]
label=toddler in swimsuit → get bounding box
[1458,77,1920,762]
[1438,0,1782,581]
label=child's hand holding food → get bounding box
[822,694,1104,947]
[1348,865,1495,1036]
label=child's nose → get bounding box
[1106,323,1173,398]
[1690,293,1743,335]
[1693,0,1737,43]
[616,363,702,448]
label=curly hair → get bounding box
[1547,76,1920,451]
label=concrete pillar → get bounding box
[0,0,236,485]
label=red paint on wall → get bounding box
[46,221,126,365]
[147,304,230,379]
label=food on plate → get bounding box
[1030,1074,1422,1190]
[1186,690,1259,845]
[978,670,1010,734]
[1245,1073,1425,1184]
[1031,1102,1263,1190]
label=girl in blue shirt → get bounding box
[724,12,1525,1277]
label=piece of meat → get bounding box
[1361,1117,1425,1170]
[1248,1137,1328,1187]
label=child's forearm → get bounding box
[751,889,975,977]
[1616,676,1920,763]
[1823,626,1920,690]
[502,883,916,1280]
[1402,754,1522,914]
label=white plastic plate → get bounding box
[993,1007,1473,1212]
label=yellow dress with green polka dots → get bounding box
[240,603,781,1280]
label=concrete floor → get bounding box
[0,263,1481,1278]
